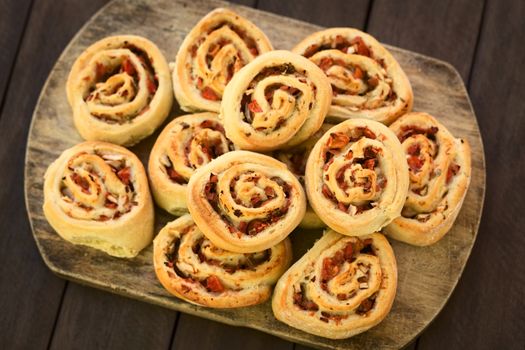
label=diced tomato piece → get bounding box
[327,132,350,149]
[319,57,333,71]
[117,167,131,185]
[446,163,461,183]
[122,59,135,75]
[354,67,364,79]
[205,275,224,293]
[201,87,220,101]
[351,37,370,57]
[407,144,420,156]
[407,156,424,172]
[147,76,157,94]
[248,100,262,113]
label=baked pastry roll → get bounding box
[154,215,292,308]
[66,35,173,146]
[293,28,413,125]
[187,151,306,253]
[272,230,397,339]
[173,8,273,112]
[305,119,408,236]
[273,123,334,229]
[220,50,332,151]
[148,112,234,215]
[43,141,154,258]
[384,112,471,246]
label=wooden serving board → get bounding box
[24,0,486,349]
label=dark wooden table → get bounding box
[1,0,523,349]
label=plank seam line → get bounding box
[363,0,375,31]
[467,0,488,88]
[167,312,181,350]
[0,0,35,121]
[46,281,69,350]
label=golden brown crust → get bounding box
[305,119,409,236]
[173,8,273,112]
[293,28,413,125]
[42,141,154,257]
[384,112,472,246]
[153,215,292,308]
[187,151,306,253]
[272,230,397,339]
[148,113,234,215]
[220,50,333,151]
[66,35,173,146]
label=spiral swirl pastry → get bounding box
[220,50,332,151]
[153,215,292,308]
[305,119,408,236]
[148,112,235,215]
[66,35,173,146]
[173,8,273,113]
[272,230,397,339]
[273,123,334,229]
[187,151,306,253]
[384,112,471,246]
[43,141,154,257]
[293,28,413,125]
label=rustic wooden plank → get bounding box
[172,313,293,350]
[417,0,525,348]
[229,0,256,6]
[49,284,176,349]
[23,0,485,349]
[0,0,115,347]
[0,0,33,112]
[21,0,181,348]
[258,0,370,28]
[366,1,486,348]
[367,0,484,82]
[294,337,418,350]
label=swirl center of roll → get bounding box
[310,50,393,109]
[164,223,276,292]
[161,119,233,184]
[321,130,390,213]
[203,164,293,237]
[80,46,158,124]
[397,124,458,216]
[58,152,137,221]
[190,21,262,102]
[293,237,382,319]
[403,134,437,188]
[240,64,316,141]
[218,166,287,217]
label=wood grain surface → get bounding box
[22,0,485,349]
[0,0,522,349]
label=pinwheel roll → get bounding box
[305,119,409,236]
[66,35,173,146]
[220,50,332,151]
[293,28,413,124]
[272,230,397,339]
[384,112,471,246]
[187,151,306,253]
[173,8,273,113]
[43,142,154,258]
[154,215,292,308]
[273,123,334,229]
[148,113,235,215]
